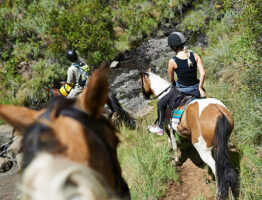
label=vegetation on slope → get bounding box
[118,107,178,199]
[0,0,192,107]
[119,1,261,199]
[0,0,261,199]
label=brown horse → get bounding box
[139,71,237,200]
[0,64,130,199]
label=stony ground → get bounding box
[160,159,215,200]
[0,164,21,200]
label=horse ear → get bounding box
[77,62,109,119]
[0,105,43,130]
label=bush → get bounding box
[47,0,116,65]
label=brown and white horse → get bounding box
[139,71,237,200]
[0,64,130,200]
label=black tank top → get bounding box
[173,52,199,86]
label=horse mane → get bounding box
[146,72,169,87]
[21,153,120,200]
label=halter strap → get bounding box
[149,84,172,100]
[59,106,127,195]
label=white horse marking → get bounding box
[189,98,226,117]
[170,128,179,162]
[193,135,216,177]
[171,118,180,132]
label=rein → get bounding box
[150,84,172,100]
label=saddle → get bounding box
[166,87,199,122]
[155,87,201,124]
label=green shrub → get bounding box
[178,9,208,34]
[47,0,116,65]
[206,10,237,45]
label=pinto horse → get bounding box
[0,64,130,200]
[139,71,237,200]
[46,84,136,130]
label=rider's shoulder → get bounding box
[193,52,201,62]
[169,58,176,64]
[72,60,85,67]
[168,58,177,68]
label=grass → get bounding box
[204,79,262,200]
[118,107,178,199]
[117,78,261,200]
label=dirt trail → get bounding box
[0,164,21,200]
[160,159,215,200]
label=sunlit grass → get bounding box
[118,108,178,199]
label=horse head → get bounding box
[139,71,153,99]
[0,63,130,199]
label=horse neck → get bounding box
[148,73,170,99]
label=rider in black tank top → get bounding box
[148,32,206,136]
[174,52,199,86]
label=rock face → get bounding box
[0,157,13,173]
[0,125,14,145]
[15,153,23,169]
[195,33,208,47]
[109,35,174,116]
[7,136,22,159]
[17,61,34,79]
[110,61,120,68]
[0,126,22,173]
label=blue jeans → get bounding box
[176,83,199,93]
[176,83,200,97]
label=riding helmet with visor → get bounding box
[167,32,187,47]
[67,50,78,62]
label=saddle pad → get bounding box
[171,98,196,121]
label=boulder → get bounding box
[17,61,33,79]
[110,61,120,69]
[16,153,23,169]
[0,125,14,145]
[7,136,22,159]
[0,157,13,173]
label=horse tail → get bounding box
[107,90,136,130]
[213,113,237,199]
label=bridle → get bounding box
[25,97,130,198]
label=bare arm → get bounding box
[194,53,206,97]
[168,59,177,83]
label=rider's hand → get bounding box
[199,88,206,98]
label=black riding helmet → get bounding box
[167,32,187,47]
[66,50,78,62]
